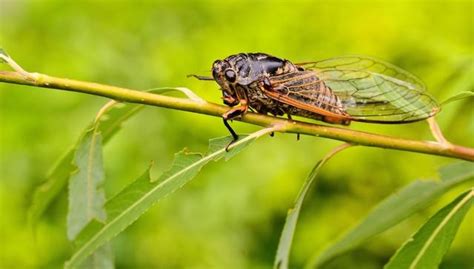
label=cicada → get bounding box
[192,53,439,145]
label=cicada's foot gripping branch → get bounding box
[221,101,249,151]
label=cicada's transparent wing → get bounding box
[297,56,440,123]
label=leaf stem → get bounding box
[1,70,473,161]
[427,117,450,146]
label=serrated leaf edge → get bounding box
[65,126,279,268]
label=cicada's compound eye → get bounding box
[224,69,236,83]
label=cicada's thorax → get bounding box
[226,53,301,85]
[223,53,303,116]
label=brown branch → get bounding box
[1,70,473,161]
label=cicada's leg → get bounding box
[222,92,239,107]
[222,101,248,151]
[286,114,300,140]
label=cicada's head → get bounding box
[212,59,239,107]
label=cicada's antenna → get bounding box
[187,74,214,81]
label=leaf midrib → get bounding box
[86,130,99,220]
[409,189,473,269]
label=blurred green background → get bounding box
[0,0,473,268]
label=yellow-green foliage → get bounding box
[0,1,472,268]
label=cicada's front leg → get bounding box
[222,90,239,107]
[222,98,249,151]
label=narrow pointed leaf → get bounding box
[274,160,324,269]
[65,129,273,269]
[67,129,107,240]
[66,128,115,268]
[76,244,115,269]
[310,161,474,268]
[440,90,474,106]
[276,144,350,269]
[385,189,473,269]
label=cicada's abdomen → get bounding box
[269,71,349,118]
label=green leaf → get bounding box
[275,144,350,269]
[274,160,324,269]
[66,128,115,268]
[65,129,273,269]
[76,244,115,269]
[309,161,474,268]
[441,91,474,106]
[67,129,107,240]
[439,161,474,182]
[28,102,143,227]
[385,189,473,269]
